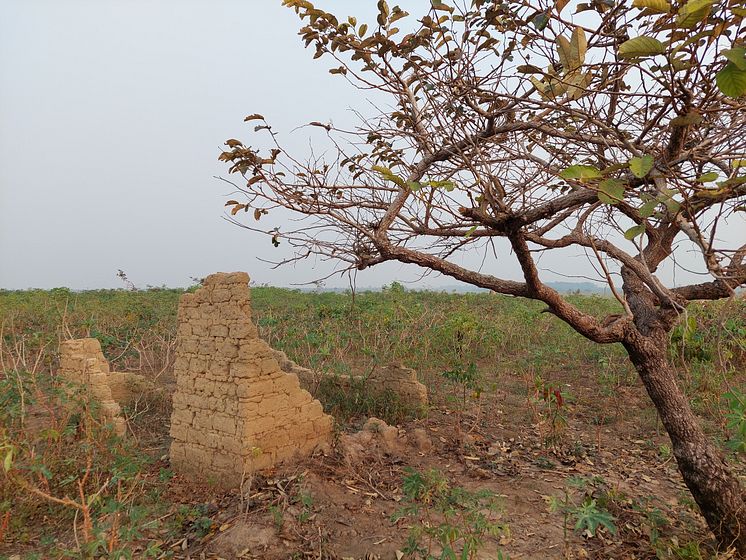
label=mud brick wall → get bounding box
[58,338,126,435]
[272,350,428,409]
[366,364,428,407]
[169,272,333,486]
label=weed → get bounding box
[528,375,569,448]
[533,456,556,470]
[630,497,670,550]
[1,286,742,558]
[723,388,746,454]
[441,362,483,434]
[158,467,174,482]
[0,334,161,558]
[571,498,617,537]
[269,505,285,531]
[173,504,213,539]
[315,375,417,425]
[392,468,509,559]
[658,444,672,460]
[442,362,483,407]
[295,490,314,524]
[549,476,617,545]
[663,540,705,559]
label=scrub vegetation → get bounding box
[1,286,744,558]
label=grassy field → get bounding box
[1,285,744,559]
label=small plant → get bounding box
[295,490,314,524]
[441,362,483,435]
[571,497,617,537]
[663,540,705,560]
[441,362,483,408]
[392,468,509,560]
[529,375,569,447]
[723,388,746,454]
[158,467,174,482]
[658,444,672,460]
[174,504,213,539]
[549,476,617,544]
[630,497,670,551]
[269,504,285,531]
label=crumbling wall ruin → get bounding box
[272,350,428,409]
[169,272,333,486]
[58,338,127,436]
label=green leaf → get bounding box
[676,0,713,28]
[425,180,456,191]
[573,499,617,537]
[372,165,405,187]
[465,225,478,238]
[560,165,601,180]
[625,224,646,240]
[657,189,681,213]
[597,178,626,205]
[618,36,665,59]
[406,181,423,191]
[670,57,692,73]
[716,63,746,98]
[632,0,670,12]
[531,11,550,31]
[602,163,627,174]
[722,47,746,71]
[629,155,655,178]
[718,177,746,188]
[3,448,12,472]
[639,199,659,218]
[733,159,746,168]
[696,172,719,182]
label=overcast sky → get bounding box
[1,1,742,290]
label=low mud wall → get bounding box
[58,338,129,435]
[272,350,428,409]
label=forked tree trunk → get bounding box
[623,332,746,555]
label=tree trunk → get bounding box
[623,332,746,555]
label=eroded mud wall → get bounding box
[169,272,333,486]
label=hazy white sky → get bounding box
[0,1,742,290]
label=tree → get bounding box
[219,0,746,552]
